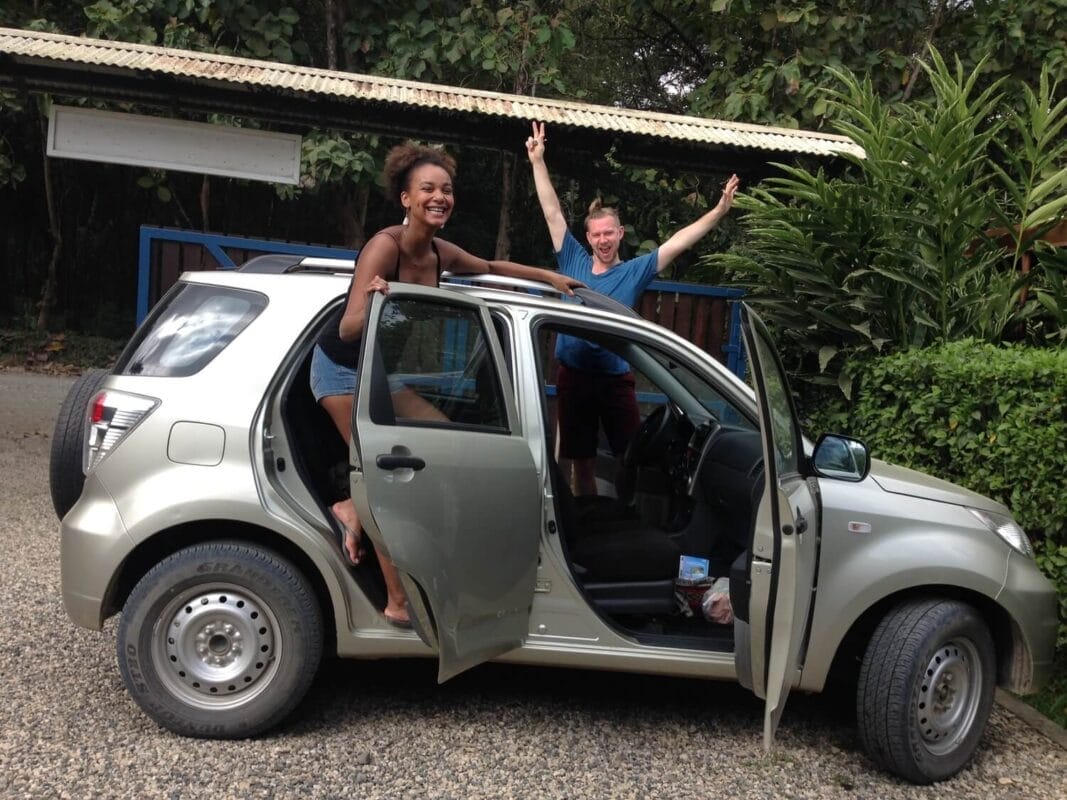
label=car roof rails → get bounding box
[289,257,356,274]
[237,255,638,317]
[237,254,306,273]
[238,255,354,274]
[440,273,640,318]
[441,272,562,295]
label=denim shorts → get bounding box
[309,345,358,402]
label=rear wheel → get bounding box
[856,598,995,784]
[117,542,323,738]
[49,368,108,519]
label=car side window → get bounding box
[371,297,509,433]
[116,284,267,377]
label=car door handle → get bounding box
[376,454,426,471]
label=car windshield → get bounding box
[640,346,756,429]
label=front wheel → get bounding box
[856,598,995,784]
[117,542,323,738]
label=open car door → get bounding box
[350,286,542,682]
[740,304,820,750]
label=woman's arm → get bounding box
[439,239,583,295]
[488,260,584,296]
[338,235,398,342]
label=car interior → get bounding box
[276,304,392,613]
[277,297,766,654]
[533,323,764,652]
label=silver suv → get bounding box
[53,256,1057,784]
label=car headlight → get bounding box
[967,507,1033,557]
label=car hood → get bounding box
[868,459,1008,514]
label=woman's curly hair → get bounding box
[383,142,457,204]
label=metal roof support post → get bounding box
[137,226,153,324]
[726,294,746,379]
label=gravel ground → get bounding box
[0,369,1063,800]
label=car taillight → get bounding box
[84,390,159,472]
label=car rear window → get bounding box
[116,284,267,377]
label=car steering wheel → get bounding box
[616,404,675,505]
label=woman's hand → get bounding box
[545,271,584,296]
[366,275,390,297]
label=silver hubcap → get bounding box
[154,585,280,709]
[916,637,982,755]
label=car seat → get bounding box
[551,464,680,615]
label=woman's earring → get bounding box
[402,213,409,226]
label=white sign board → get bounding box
[47,106,301,185]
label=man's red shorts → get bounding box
[555,363,641,459]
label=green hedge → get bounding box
[804,340,1067,643]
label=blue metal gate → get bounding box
[138,225,746,379]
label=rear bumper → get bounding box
[60,474,135,630]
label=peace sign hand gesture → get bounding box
[525,121,547,163]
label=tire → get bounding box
[117,542,323,738]
[49,368,108,519]
[856,598,995,784]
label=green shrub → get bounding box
[845,341,1066,543]
[809,340,1067,643]
[1036,542,1067,648]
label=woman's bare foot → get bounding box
[331,500,363,565]
[383,603,411,628]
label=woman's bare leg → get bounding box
[391,386,448,422]
[330,499,362,563]
[320,393,408,623]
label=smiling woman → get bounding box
[308,141,583,626]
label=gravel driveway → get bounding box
[1,369,1063,799]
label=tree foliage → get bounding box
[567,1,1066,128]
[83,0,307,60]
[704,51,1067,399]
[1,1,1065,333]
[340,0,576,94]
[0,91,26,189]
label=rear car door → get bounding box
[350,286,542,682]
[740,304,820,749]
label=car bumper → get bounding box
[60,474,136,630]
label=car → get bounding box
[52,255,1057,784]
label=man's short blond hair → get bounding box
[585,197,622,229]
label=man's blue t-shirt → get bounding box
[555,230,659,374]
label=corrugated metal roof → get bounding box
[0,27,864,160]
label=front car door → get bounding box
[740,304,821,750]
[350,286,542,682]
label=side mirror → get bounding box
[812,433,870,482]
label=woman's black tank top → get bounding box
[316,229,441,368]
